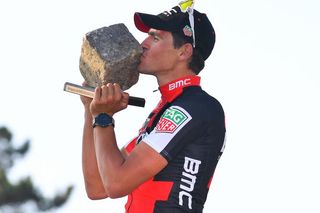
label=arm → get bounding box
[93,127,167,198]
[81,89,108,200]
[90,83,168,198]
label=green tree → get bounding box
[0,126,73,212]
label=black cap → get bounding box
[134,4,215,60]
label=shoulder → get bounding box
[174,86,224,121]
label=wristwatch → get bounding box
[92,113,115,128]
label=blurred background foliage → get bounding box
[0,126,73,213]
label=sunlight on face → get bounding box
[138,29,180,75]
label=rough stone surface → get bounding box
[79,23,142,90]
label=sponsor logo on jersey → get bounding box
[179,156,202,209]
[168,78,191,91]
[156,106,190,133]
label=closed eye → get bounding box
[148,30,160,42]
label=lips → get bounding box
[141,50,147,59]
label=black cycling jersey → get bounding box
[124,75,226,213]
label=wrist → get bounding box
[92,113,115,128]
[92,112,113,118]
[84,109,93,121]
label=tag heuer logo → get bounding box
[156,107,190,133]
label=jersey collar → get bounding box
[159,75,201,103]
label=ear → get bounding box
[178,43,193,61]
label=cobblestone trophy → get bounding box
[64,23,145,107]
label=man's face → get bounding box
[138,29,180,75]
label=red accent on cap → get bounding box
[134,13,150,33]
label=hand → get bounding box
[90,83,129,117]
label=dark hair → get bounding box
[171,32,205,75]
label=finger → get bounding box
[123,92,129,101]
[101,85,108,101]
[94,87,101,101]
[101,84,110,102]
[80,94,92,103]
[106,83,114,102]
[121,92,130,107]
[113,83,122,102]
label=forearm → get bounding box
[93,126,127,198]
[82,110,108,199]
[89,83,138,198]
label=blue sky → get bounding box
[0,0,319,212]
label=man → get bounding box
[81,1,226,212]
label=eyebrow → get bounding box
[148,30,161,38]
[148,30,156,36]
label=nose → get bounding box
[140,37,150,52]
[141,37,148,47]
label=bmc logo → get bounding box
[179,156,201,209]
[169,78,191,91]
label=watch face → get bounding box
[95,113,113,127]
[100,114,110,126]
